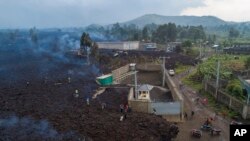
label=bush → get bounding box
[232,85,243,97]
[245,57,250,69]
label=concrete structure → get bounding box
[142,43,157,51]
[110,64,183,121]
[97,41,139,50]
[247,80,250,84]
[137,84,153,100]
[96,74,113,86]
[126,64,183,122]
[166,42,182,52]
[223,44,250,54]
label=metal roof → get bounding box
[138,84,154,91]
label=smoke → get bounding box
[0,29,101,86]
[0,115,85,141]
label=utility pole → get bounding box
[87,47,90,65]
[215,60,220,98]
[134,70,138,99]
[160,57,167,87]
[199,41,202,59]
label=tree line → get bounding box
[85,23,207,44]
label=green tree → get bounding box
[80,32,99,59]
[152,23,177,43]
[80,32,92,55]
[29,27,38,44]
[182,40,192,48]
[245,57,250,69]
[229,28,239,38]
[167,23,177,42]
[91,42,99,60]
[142,26,149,41]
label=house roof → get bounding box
[138,84,154,91]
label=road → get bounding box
[173,67,230,141]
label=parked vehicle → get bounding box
[230,120,243,125]
[191,129,202,138]
[210,128,222,136]
[169,69,175,76]
[200,124,213,131]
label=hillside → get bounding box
[123,14,227,27]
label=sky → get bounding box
[0,0,249,28]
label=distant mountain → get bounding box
[123,14,227,27]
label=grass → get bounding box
[182,68,203,91]
[182,67,240,119]
[200,91,240,118]
[175,64,191,75]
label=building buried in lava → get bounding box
[97,41,139,50]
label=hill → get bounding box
[123,14,227,27]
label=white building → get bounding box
[137,84,154,100]
[97,41,139,50]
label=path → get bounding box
[173,67,229,141]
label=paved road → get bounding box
[173,67,230,141]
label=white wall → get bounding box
[97,41,139,50]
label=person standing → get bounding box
[86,98,90,106]
[184,112,188,119]
[124,104,129,113]
[120,104,124,113]
[191,110,194,119]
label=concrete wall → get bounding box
[128,87,182,121]
[97,41,139,50]
[136,64,162,72]
[204,81,250,119]
[164,71,184,102]
[112,64,130,82]
[128,88,151,113]
[112,64,184,121]
[164,70,184,120]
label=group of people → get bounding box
[204,117,214,126]
[184,110,195,120]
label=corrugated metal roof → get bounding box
[138,84,154,91]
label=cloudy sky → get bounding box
[0,0,249,28]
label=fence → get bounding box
[204,81,250,119]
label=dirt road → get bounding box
[173,68,230,141]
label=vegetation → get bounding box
[226,79,245,101]
[184,54,249,101]
[80,32,99,59]
[201,91,240,118]
[245,57,250,69]
[175,63,190,75]
[29,27,38,44]
[195,55,248,80]
[85,23,206,44]
[182,68,203,91]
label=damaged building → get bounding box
[97,41,140,50]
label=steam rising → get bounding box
[0,116,84,141]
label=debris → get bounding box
[54,83,63,86]
[101,103,106,110]
[68,77,71,83]
[86,98,90,106]
[120,115,124,121]
[26,81,30,87]
[74,89,79,98]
